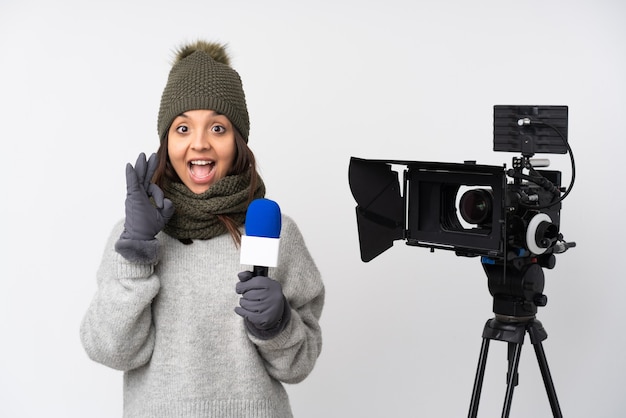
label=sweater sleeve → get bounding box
[247,215,325,384]
[80,220,160,371]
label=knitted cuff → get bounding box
[244,297,292,340]
[114,237,160,264]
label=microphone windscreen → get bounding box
[241,199,281,268]
[245,199,281,238]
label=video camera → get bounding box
[349,105,575,270]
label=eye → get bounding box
[175,125,189,134]
[211,125,226,134]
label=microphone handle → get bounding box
[253,265,269,276]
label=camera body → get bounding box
[404,159,561,263]
[349,157,561,266]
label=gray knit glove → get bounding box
[235,271,292,340]
[114,152,175,264]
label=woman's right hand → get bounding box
[114,152,174,263]
[120,152,175,241]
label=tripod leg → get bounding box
[506,343,519,387]
[501,343,522,418]
[468,338,490,418]
[532,341,563,418]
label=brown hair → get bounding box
[152,128,260,246]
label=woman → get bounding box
[80,41,325,418]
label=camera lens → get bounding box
[460,189,493,225]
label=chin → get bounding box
[184,181,212,194]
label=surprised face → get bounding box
[167,109,237,194]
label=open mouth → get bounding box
[189,160,215,179]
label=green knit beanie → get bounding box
[157,41,250,143]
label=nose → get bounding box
[190,130,211,151]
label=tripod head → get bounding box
[483,258,548,320]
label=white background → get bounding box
[1,0,624,417]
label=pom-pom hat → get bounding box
[157,41,250,143]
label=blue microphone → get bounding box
[240,198,282,276]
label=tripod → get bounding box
[467,261,563,418]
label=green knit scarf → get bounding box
[162,172,265,240]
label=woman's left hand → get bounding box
[235,271,291,339]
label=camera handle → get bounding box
[467,263,563,418]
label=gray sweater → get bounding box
[80,215,324,417]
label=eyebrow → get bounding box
[177,110,222,119]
